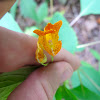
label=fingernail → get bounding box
[61,68,73,83]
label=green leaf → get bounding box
[0,66,37,99]
[0,12,22,33]
[20,0,38,21]
[71,85,100,100]
[80,0,100,16]
[0,83,21,99]
[71,65,100,95]
[37,2,48,24]
[10,0,18,19]
[99,61,100,72]
[24,26,38,38]
[51,12,78,53]
[81,61,94,68]
[90,49,100,61]
[55,85,78,100]
[75,47,85,52]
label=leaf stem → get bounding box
[99,61,100,72]
[77,70,85,96]
[70,13,82,26]
[50,0,53,16]
[77,41,100,48]
[70,0,94,26]
[80,69,100,91]
[51,55,54,62]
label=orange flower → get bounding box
[33,20,62,64]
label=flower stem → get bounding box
[50,0,53,16]
[51,55,54,62]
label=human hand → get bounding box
[0,27,80,100]
[0,0,16,19]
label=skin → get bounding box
[0,0,16,19]
[0,1,80,100]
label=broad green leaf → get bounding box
[80,0,100,16]
[90,49,100,61]
[81,61,93,68]
[10,0,18,19]
[75,47,85,52]
[0,83,21,99]
[55,85,78,100]
[45,11,65,21]
[0,66,37,99]
[99,61,100,72]
[0,12,22,33]
[24,26,38,38]
[45,0,50,3]
[71,65,100,95]
[20,0,38,21]
[51,12,78,53]
[71,85,100,100]
[37,2,48,24]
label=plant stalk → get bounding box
[77,41,100,48]
[50,0,53,16]
[70,0,94,26]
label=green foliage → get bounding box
[20,0,38,21]
[0,67,37,99]
[20,0,48,24]
[71,64,100,95]
[37,2,48,24]
[45,0,50,3]
[75,47,85,52]
[90,49,100,61]
[51,12,78,53]
[0,0,100,99]
[10,0,18,19]
[71,85,100,100]
[80,0,100,16]
[81,61,93,68]
[55,85,78,100]
[0,83,21,100]
[0,12,22,33]
[24,26,38,38]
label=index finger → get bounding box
[33,48,80,71]
[0,0,16,19]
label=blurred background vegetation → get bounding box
[0,0,100,100]
[10,0,100,69]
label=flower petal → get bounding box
[34,20,62,64]
[33,30,45,36]
[44,40,62,56]
[36,42,47,64]
[38,33,61,56]
[52,41,62,56]
[54,20,62,32]
[44,20,62,32]
[33,29,56,36]
[44,23,54,31]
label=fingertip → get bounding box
[7,61,73,100]
[74,55,80,70]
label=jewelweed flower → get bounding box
[33,20,62,65]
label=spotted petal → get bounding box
[33,29,56,36]
[36,42,47,64]
[44,20,62,32]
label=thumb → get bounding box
[7,61,73,100]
